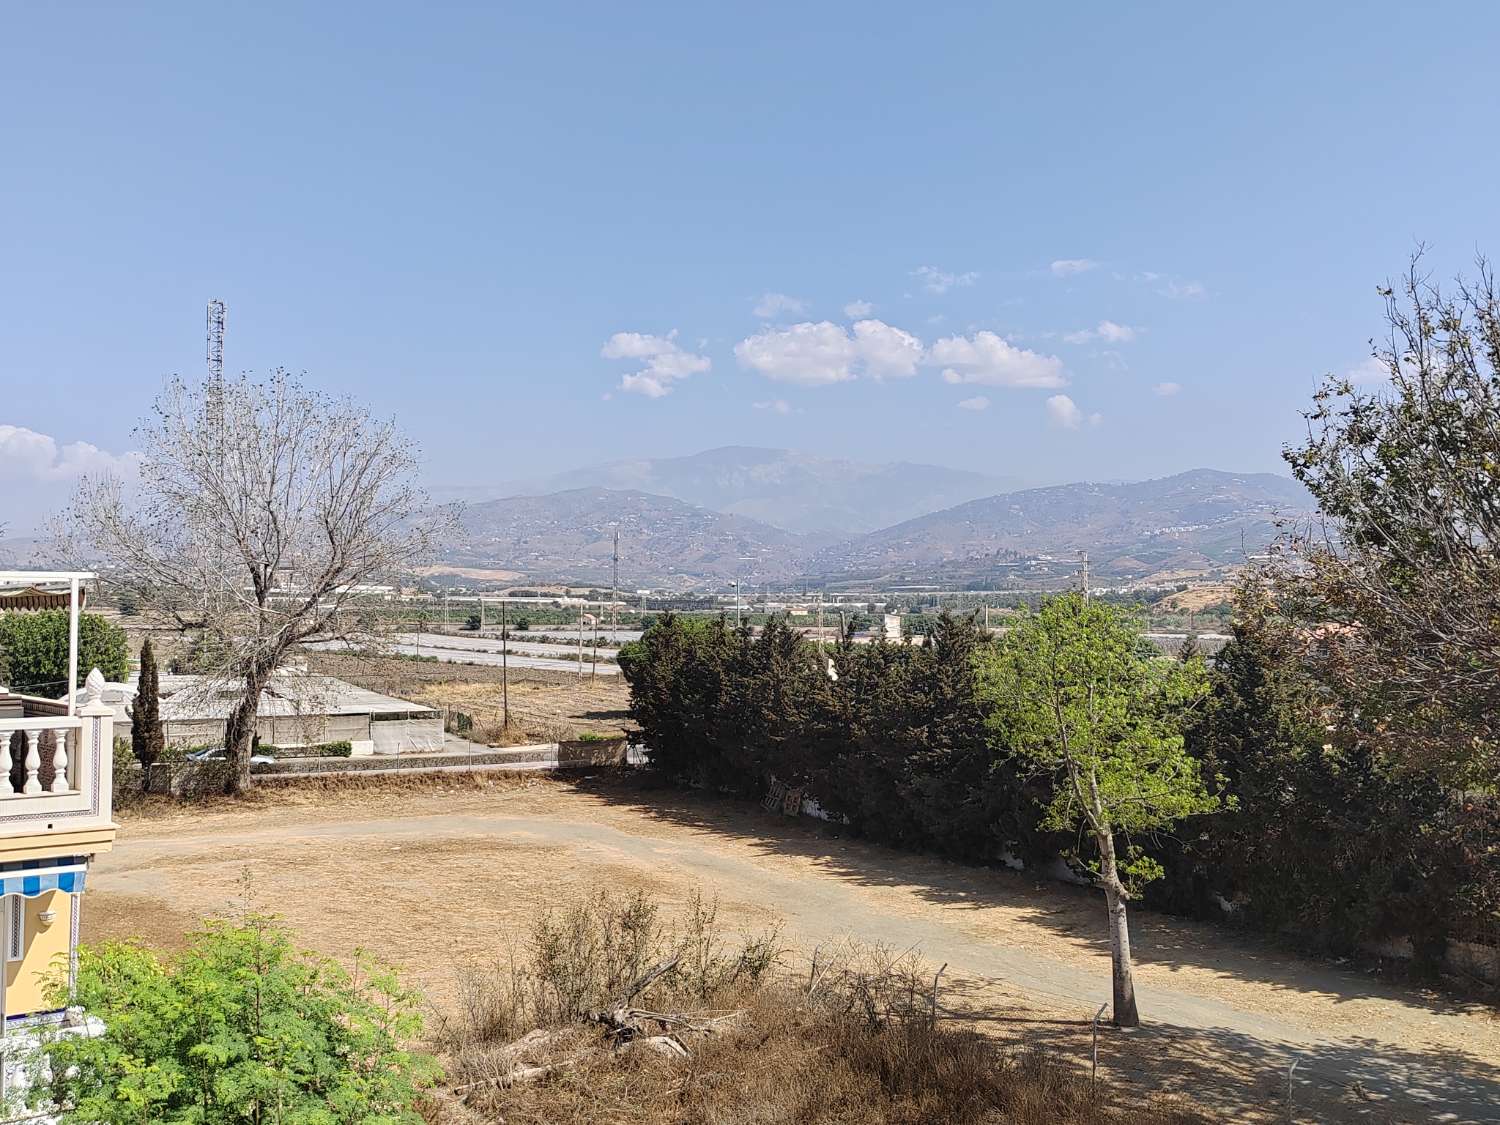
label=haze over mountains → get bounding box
[433,446,1017,536]
[441,448,1315,588]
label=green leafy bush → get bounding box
[31,914,439,1123]
[262,741,352,758]
[0,610,128,695]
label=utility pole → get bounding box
[591,613,599,685]
[500,599,509,729]
[1082,552,1091,603]
[611,527,619,636]
[816,591,824,654]
[577,607,584,679]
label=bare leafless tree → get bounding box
[67,370,451,793]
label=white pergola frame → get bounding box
[0,571,96,715]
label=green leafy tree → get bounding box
[31,913,439,1123]
[0,610,128,695]
[1171,587,1500,975]
[1280,254,1500,781]
[130,637,165,786]
[979,594,1215,1027]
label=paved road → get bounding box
[408,633,620,660]
[310,637,621,676]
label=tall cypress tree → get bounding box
[131,637,164,786]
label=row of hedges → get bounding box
[619,611,1500,973]
[259,740,354,759]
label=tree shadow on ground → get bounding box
[937,970,1500,1123]
[565,774,1499,1039]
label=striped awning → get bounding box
[0,857,85,898]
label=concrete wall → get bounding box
[369,716,443,755]
[165,712,372,749]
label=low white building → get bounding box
[111,671,443,756]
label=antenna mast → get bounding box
[206,300,226,384]
[611,527,619,633]
[206,299,227,433]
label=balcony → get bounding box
[0,686,113,846]
[0,571,116,849]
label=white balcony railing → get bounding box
[0,717,83,798]
[0,672,113,835]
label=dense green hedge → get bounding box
[260,740,353,758]
[621,611,1500,971]
[0,610,128,695]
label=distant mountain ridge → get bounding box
[804,469,1312,581]
[440,467,1313,587]
[431,445,1016,536]
[450,487,809,588]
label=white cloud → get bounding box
[1153,381,1182,396]
[601,330,711,398]
[927,331,1067,389]
[1047,394,1083,428]
[1050,259,1099,277]
[752,292,808,319]
[957,396,990,412]
[1045,395,1100,429]
[1159,279,1205,300]
[1065,319,1139,345]
[0,424,140,483]
[1346,356,1390,384]
[843,299,873,318]
[754,399,794,415]
[735,319,921,385]
[912,266,978,295]
[851,320,922,378]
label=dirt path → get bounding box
[88,778,1500,1122]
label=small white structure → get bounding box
[114,671,443,756]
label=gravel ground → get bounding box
[87,776,1500,1123]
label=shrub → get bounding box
[30,913,440,1123]
[430,889,1199,1125]
[0,610,128,695]
[264,741,352,759]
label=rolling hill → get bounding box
[431,446,1015,536]
[803,469,1313,582]
[438,469,1314,587]
[448,487,810,588]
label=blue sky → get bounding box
[4,2,1499,530]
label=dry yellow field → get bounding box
[86,775,1500,1123]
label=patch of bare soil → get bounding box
[308,651,633,742]
[89,775,1500,1123]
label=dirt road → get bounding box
[87,778,1500,1122]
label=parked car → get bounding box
[184,746,277,766]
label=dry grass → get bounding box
[307,650,632,743]
[425,889,1206,1125]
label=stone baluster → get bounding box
[0,734,11,797]
[23,730,41,795]
[51,726,70,794]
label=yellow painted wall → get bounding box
[4,892,73,1018]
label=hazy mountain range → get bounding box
[440,448,1315,588]
[432,446,1017,536]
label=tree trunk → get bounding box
[1097,832,1140,1028]
[222,675,264,796]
